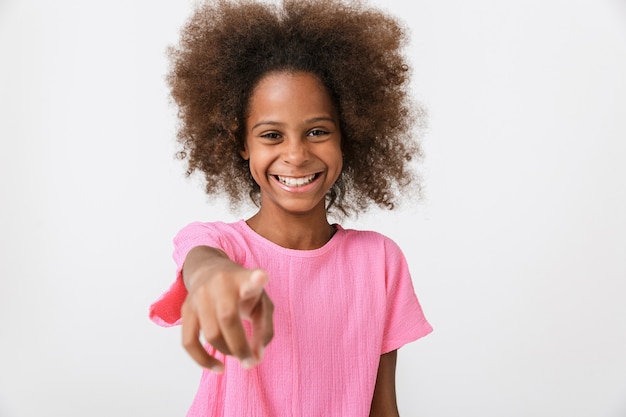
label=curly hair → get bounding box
[167,0,426,217]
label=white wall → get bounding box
[1,0,625,416]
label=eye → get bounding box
[261,132,281,140]
[307,129,329,138]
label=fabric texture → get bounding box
[149,220,432,417]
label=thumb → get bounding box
[239,269,268,300]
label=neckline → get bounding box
[236,219,343,257]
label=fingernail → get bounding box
[241,358,255,369]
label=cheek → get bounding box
[335,158,344,177]
[246,150,270,183]
[331,144,344,171]
[326,149,344,180]
[247,166,264,188]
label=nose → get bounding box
[281,137,310,166]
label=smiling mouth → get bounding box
[275,174,318,187]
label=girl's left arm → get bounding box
[369,349,400,417]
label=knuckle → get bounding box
[215,306,240,326]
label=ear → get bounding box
[240,145,249,161]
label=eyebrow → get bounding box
[251,116,337,131]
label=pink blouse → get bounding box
[150,220,432,416]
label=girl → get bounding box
[149,0,432,415]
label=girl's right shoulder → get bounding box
[172,220,247,261]
[175,219,243,240]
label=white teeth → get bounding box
[276,174,316,187]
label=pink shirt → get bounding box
[150,220,432,417]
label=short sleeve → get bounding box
[148,222,230,327]
[381,238,433,353]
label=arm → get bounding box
[180,245,274,371]
[369,350,400,417]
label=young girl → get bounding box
[149,0,432,415]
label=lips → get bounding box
[275,174,317,187]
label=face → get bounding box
[241,71,343,217]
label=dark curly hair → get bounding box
[167,0,426,217]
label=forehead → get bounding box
[247,71,337,117]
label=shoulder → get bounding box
[172,220,250,259]
[338,226,401,247]
[175,220,244,241]
[336,226,405,257]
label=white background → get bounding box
[1,0,625,416]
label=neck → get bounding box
[246,210,335,250]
